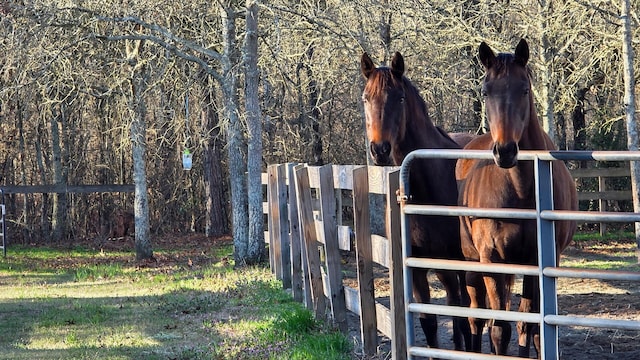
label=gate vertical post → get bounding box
[399,161,415,359]
[534,157,559,358]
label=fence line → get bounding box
[263,163,402,356]
[262,159,639,359]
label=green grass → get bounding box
[0,240,352,360]
[562,230,640,271]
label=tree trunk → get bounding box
[244,0,266,264]
[620,0,640,263]
[50,104,67,243]
[220,3,249,266]
[538,0,556,144]
[202,78,229,238]
[127,39,153,261]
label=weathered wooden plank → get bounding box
[0,184,134,194]
[317,164,348,334]
[570,167,630,178]
[387,170,407,360]
[294,165,326,320]
[276,164,291,289]
[371,234,390,268]
[267,165,281,278]
[287,163,304,303]
[353,166,378,355]
[368,166,400,194]
[375,302,393,339]
[577,190,632,201]
[313,221,351,250]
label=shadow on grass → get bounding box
[0,281,300,359]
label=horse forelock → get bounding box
[364,67,400,99]
[490,53,532,80]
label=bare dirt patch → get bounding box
[344,239,640,359]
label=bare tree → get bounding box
[126,37,153,261]
[244,0,266,264]
[620,0,640,262]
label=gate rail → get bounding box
[399,149,640,360]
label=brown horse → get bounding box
[361,51,472,352]
[456,39,578,357]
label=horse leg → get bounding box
[413,267,438,348]
[484,272,511,355]
[436,270,471,351]
[465,271,486,353]
[517,275,541,358]
[458,270,473,351]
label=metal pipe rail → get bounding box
[398,149,640,360]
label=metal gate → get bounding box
[398,149,640,359]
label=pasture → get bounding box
[0,235,351,360]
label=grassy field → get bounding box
[0,235,352,360]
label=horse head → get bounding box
[479,39,532,169]
[361,51,407,166]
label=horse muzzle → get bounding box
[370,141,392,165]
[492,141,519,168]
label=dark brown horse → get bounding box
[456,39,578,357]
[361,51,472,352]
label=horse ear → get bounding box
[478,41,496,69]
[361,52,375,79]
[514,38,529,66]
[390,52,404,78]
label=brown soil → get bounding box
[345,239,640,359]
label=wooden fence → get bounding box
[263,163,405,357]
[571,166,632,235]
[262,162,634,358]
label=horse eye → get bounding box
[400,97,405,104]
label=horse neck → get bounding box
[510,96,553,198]
[518,96,555,151]
[402,86,455,153]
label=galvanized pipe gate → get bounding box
[398,149,640,360]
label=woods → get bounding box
[0,1,638,262]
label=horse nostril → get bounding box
[380,141,391,156]
[371,141,391,157]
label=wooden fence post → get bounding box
[266,165,280,277]
[294,165,326,320]
[387,170,407,360]
[287,163,304,302]
[317,164,348,334]
[599,175,607,236]
[353,166,378,355]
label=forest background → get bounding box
[0,1,638,263]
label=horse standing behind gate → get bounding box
[456,39,578,357]
[361,51,472,352]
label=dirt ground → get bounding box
[344,239,640,359]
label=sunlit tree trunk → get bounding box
[244,0,266,264]
[220,2,249,265]
[126,38,153,261]
[538,0,556,144]
[620,0,640,262]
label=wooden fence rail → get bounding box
[262,163,633,358]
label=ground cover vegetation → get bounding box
[0,235,352,360]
